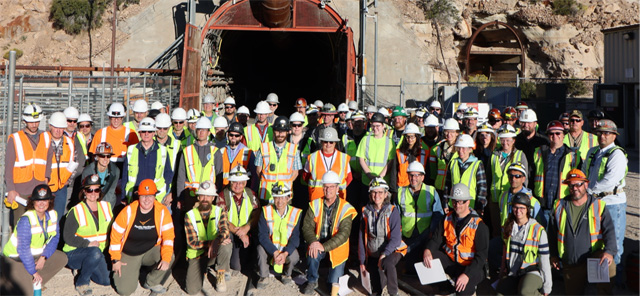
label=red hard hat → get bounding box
[546,120,564,133]
[488,108,502,119]
[294,98,307,107]
[503,107,517,120]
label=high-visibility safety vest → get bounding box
[429,141,459,191]
[124,144,169,202]
[63,201,113,252]
[443,212,481,266]
[258,142,298,202]
[396,142,429,188]
[157,134,181,171]
[219,146,251,186]
[244,124,273,152]
[358,134,394,185]
[185,206,223,259]
[341,134,360,173]
[489,150,525,203]
[76,133,90,162]
[362,204,407,256]
[498,190,540,226]
[8,130,50,184]
[563,131,597,162]
[183,144,218,197]
[398,184,436,238]
[3,210,58,258]
[553,198,605,259]
[263,205,302,252]
[109,200,174,262]
[168,126,191,150]
[90,125,138,163]
[309,198,357,268]
[124,121,139,138]
[226,190,254,227]
[504,221,546,270]
[306,150,350,201]
[584,146,628,187]
[49,134,76,192]
[448,158,482,208]
[532,146,578,203]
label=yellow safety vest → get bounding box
[449,158,481,208]
[185,206,223,259]
[3,210,58,258]
[263,205,302,252]
[532,146,577,204]
[489,150,524,203]
[563,131,596,162]
[357,134,395,185]
[124,144,169,202]
[63,201,113,252]
[258,142,297,202]
[398,184,436,238]
[504,221,545,269]
[244,124,273,151]
[183,144,218,197]
[554,198,605,259]
[226,190,254,228]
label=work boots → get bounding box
[216,270,227,292]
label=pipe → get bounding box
[68,71,73,107]
[126,73,131,122]
[0,65,180,74]
[373,12,378,108]
[17,76,24,131]
[358,0,366,105]
[101,76,106,127]
[2,51,17,249]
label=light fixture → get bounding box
[623,32,634,40]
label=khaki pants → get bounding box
[496,273,543,296]
[113,246,175,296]
[184,242,232,295]
[1,250,68,295]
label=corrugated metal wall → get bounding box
[604,26,639,84]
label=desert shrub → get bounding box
[552,0,579,16]
[3,49,23,60]
[520,81,536,100]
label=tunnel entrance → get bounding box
[464,21,525,81]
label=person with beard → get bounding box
[563,110,597,162]
[390,107,408,146]
[236,106,250,127]
[184,180,232,294]
[421,114,441,151]
[219,123,255,187]
[548,169,617,295]
[222,97,237,124]
[244,101,273,151]
[515,109,549,185]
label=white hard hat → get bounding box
[403,123,421,135]
[416,107,427,118]
[449,183,472,201]
[271,181,292,198]
[49,112,67,128]
[457,103,468,111]
[477,122,495,135]
[365,105,377,113]
[132,100,149,113]
[498,124,517,138]
[195,117,212,130]
[351,110,366,120]
[289,112,305,123]
[63,106,79,119]
[196,180,218,196]
[237,105,250,115]
[443,118,460,130]
[151,101,164,110]
[407,161,426,174]
[266,93,279,104]
[171,107,187,121]
[78,113,92,123]
[138,117,157,132]
[107,103,126,117]
[228,166,250,182]
[254,101,271,114]
[306,104,319,114]
[519,109,538,123]
[321,171,340,185]
[430,100,442,109]
[463,107,479,119]
[155,113,171,128]
[203,94,216,104]
[378,107,390,117]
[337,103,349,112]
[368,177,389,192]
[213,117,228,128]
[319,127,339,142]
[313,100,324,108]
[425,115,439,127]
[454,134,475,148]
[348,100,358,111]
[187,108,201,123]
[224,97,236,105]
[23,103,44,122]
[346,111,353,120]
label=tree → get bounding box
[418,0,460,83]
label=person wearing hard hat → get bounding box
[265,93,280,125]
[302,171,357,296]
[474,123,497,176]
[184,180,232,294]
[184,108,203,147]
[583,119,627,276]
[391,106,409,146]
[47,111,81,221]
[236,106,250,127]
[515,109,549,185]
[63,106,80,138]
[390,123,429,194]
[303,127,352,201]
[548,169,617,295]
[222,97,237,124]
[1,184,68,295]
[446,134,487,213]
[202,94,219,123]
[497,162,542,228]
[503,107,520,134]
[122,118,174,207]
[496,193,552,296]
[488,108,503,130]
[396,161,444,275]
[358,177,407,296]
[336,103,349,135]
[255,116,301,203]
[215,166,259,278]
[177,117,223,211]
[288,112,307,148]
[422,114,441,150]
[294,98,309,127]
[454,104,467,126]
[244,101,273,151]
[356,112,396,187]
[76,113,94,162]
[587,109,606,133]
[558,112,570,133]
[212,117,229,149]
[125,100,150,135]
[306,103,344,154]
[169,107,190,146]
[313,100,324,109]
[429,118,460,194]
[422,183,489,296]
[429,100,442,117]
[4,103,51,225]
[110,180,175,295]
[341,110,367,208]
[81,142,120,208]
[532,120,580,229]
[219,122,255,187]
[348,100,358,112]
[364,105,377,121]
[154,113,182,171]
[305,104,320,130]
[563,109,597,162]
[89,102,139,169]
[462,107,479,140]
[414,107,428,135]
[63,106,87,210]
[151,101,165,113]
[256,182,303,288]
[63,174,113,295]
[515,101,528,119]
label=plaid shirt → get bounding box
[320,200,338,240]
[543,145,564,207]
[184,208,230,251]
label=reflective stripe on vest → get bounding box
[263,205,302,251]
[364,134,391,169]
[227,190,253,227]
[431,141,458,191]
[100,126,131,163]
[220,146,251,186]
[184,145,217,195]
[125,144,168,202]
[533,147,577,203]
[564,131,597,162]
[398,184,435,237]
[584,146,628,188]
[396,146,428,188]
[310,198,357,268]
[3,210,58,258]
[443,212,481,266]
[553,198,605,258]
[499,190,539,226]
[307,151,349,201]
[10,131,50,183]
[77,133,89,161]
[49,135,76,192]
[185,206,223,259]
[259,142,297,202]
[490,150,524,203]
[362,204,408,256]
[449,158,481,208]
[63,201,113,252]
[505,222,545,269]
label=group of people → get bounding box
[0,93,628,296]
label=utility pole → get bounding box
[358,0,367,108]
[110,0,117,102]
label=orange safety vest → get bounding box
[309,198,357,268]
[396,143,429,188]
[89,125,138,163]
[220,146,251,186]
[9,131,50,184]
[443,212,481,266]
[48,134,76,192]
[361,204,407,256]
[306,150,350,201]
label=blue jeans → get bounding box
[306,251,345,284]
[540,209,552,230]
[53,185,68,223]
[66,247,110,287]
[605,203,626,265]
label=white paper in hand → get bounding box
[414,260,448,285]
[360,271,372,294]
[338,274,352,296]
[587,258,610,283]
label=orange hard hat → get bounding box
[488,108,502,119]
[294,98,307,107]
[563,169,588,184]
[138,179,158,195]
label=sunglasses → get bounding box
[140,131,154,134]
[173,121,185,124]
[67,119,77,123]
[452,200,468,205]
[269,103,278,107]
[548,132,563,136]
[291,124,303,128]
[157,127,169,130]
[79,124,91,128]
[570,119,582,123]
[97,154,110,159]
[85,188,101,193]
[568,182,585,188]
[225,105,234,109]
[228,133,241,138]
[561,121,570,125]
[509,174,524,179]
